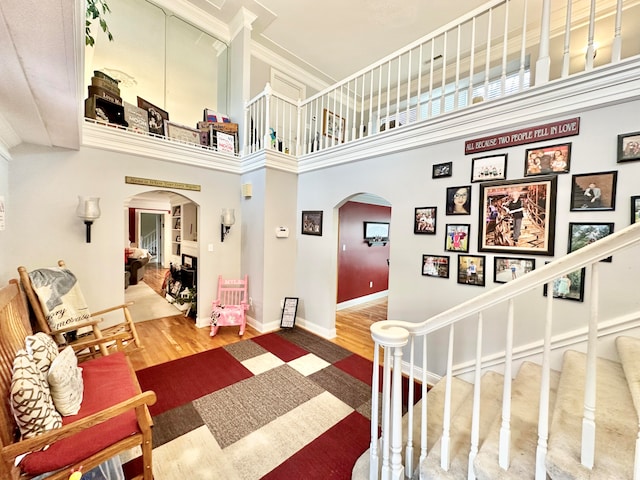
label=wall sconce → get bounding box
[221,208,235,242]
[76,196,101,243]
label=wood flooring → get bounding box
[127,263,387,371]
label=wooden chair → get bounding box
[210,275,249,337]
[18,261,142,360]
[0,280,156,480]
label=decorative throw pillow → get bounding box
[10,349,62,439]
[25,333,59,373]
[47,346,84,416]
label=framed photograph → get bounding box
[301,210,323,236]
[524,143,571,176]
[457,254,486,286]
[570,171,617,211]
[478,176,557,256]
[446,186,472,215]
[137,96,168,136]
[164,121,201,146]
[322,108,345,143]
[422,255,450,278]
[280,297,299,328]
[493,256,535,283]
[617,131,640,162]
[544,266,586,302]
[568,222,614,262]
[432,162,452,178]
[414,207,437,234]
[471,154,507,182]
[631,196,640,224]
[444,224,470,252]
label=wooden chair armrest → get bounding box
[2,390,157,461]
[50,319,103,335]
[90,302,134,317]
[67,331,131,353]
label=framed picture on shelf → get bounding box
[471,154,507,182]
[301,210,323,236]
[432,162,452,178]
[444,224,470,252]
[524,143,571,176]
[322,109,345,143]
[446,186,471,215]
[631,196,640,224]
[164,121,200,145]
[457,254,486,286]
[478,176,557,256]
[414,207,437,234]
[570,171,617,211]
[493,256,535,283]
[422,255,450,278]
[617,131,640,162]
[172,206,181,216]
[137,96,168,136]
[544,265,586,302]
[568,222,614,262]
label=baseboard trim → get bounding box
[337,291,388,311]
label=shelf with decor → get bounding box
[171,205,182,257]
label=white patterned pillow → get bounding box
[48,346,84,416]
[11,349,62,438]
[25,333,59,373]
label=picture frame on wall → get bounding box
[478,176,557,256]
[570,171,617,211]
[301,210,323,236]
[617,131,640,162]
[414,207,437,234]
[422,255,450,278]
[494,256,535,283]
[432,162,452,178]
[457,254,486,286]
[544,264,586,302]
[524,143,571,176]
[568,222,614,262]
[137,96,168,136]
[446,186,472,215]
[444,224,470,252]
[322,108,345,143]
[631,196,640,224]
[471,154,507,182]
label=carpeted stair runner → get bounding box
[421,370,504,479]
[473,361,560,480]
[545,350,636,479]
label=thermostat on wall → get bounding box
[276,227,289,238]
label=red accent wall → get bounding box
[337,201,391,303]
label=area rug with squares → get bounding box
[122,329,381,479]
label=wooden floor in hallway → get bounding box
[127,262,387,370]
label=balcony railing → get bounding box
[245,0,639,158]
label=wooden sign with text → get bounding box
[465,117,580,154]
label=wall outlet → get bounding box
[249,297,253,306]
[369,281,373,288]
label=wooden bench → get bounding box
[0,281,156,480]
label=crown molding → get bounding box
[229,7,258,41]
[148,0,231,44]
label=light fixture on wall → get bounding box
[221,208,235,242]
[76,196,101,243]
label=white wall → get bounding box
[295,99,640,375]
[3,144,242,328]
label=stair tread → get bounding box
[352,376,473,480]
[421,370,505,479]
[617,335,640,415]
[546,350,637,479]
[474,361,560,480]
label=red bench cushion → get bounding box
[20,352,141,475]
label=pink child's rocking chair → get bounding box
[210,274,249,336]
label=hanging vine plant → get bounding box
[86,0,114,46]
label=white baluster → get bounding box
[454,25,461,109]
[483,9,493,101]
[441,324,455,470]
[440,30,447,114]
[416,43,423,121]
[499,299,514,470]
[468,313,483,480]
[535,0,551,84]
[420,334,428,463]
[370,343,381,480]
[581,263,599,469]
[500,0,509,96]
[427,40,435,118]
[585,0,597,71]
[381,349,392,479]
[405,49,412,125]
[518,0,528,91]
[468,19,476,104]
[611,0,623,62]
[405,336,415,475]
[390,344,405,480]
[561,0,572,78]
[536,280,554,480]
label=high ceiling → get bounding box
[0,0,490,152]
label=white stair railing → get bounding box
[367,221,640,479]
